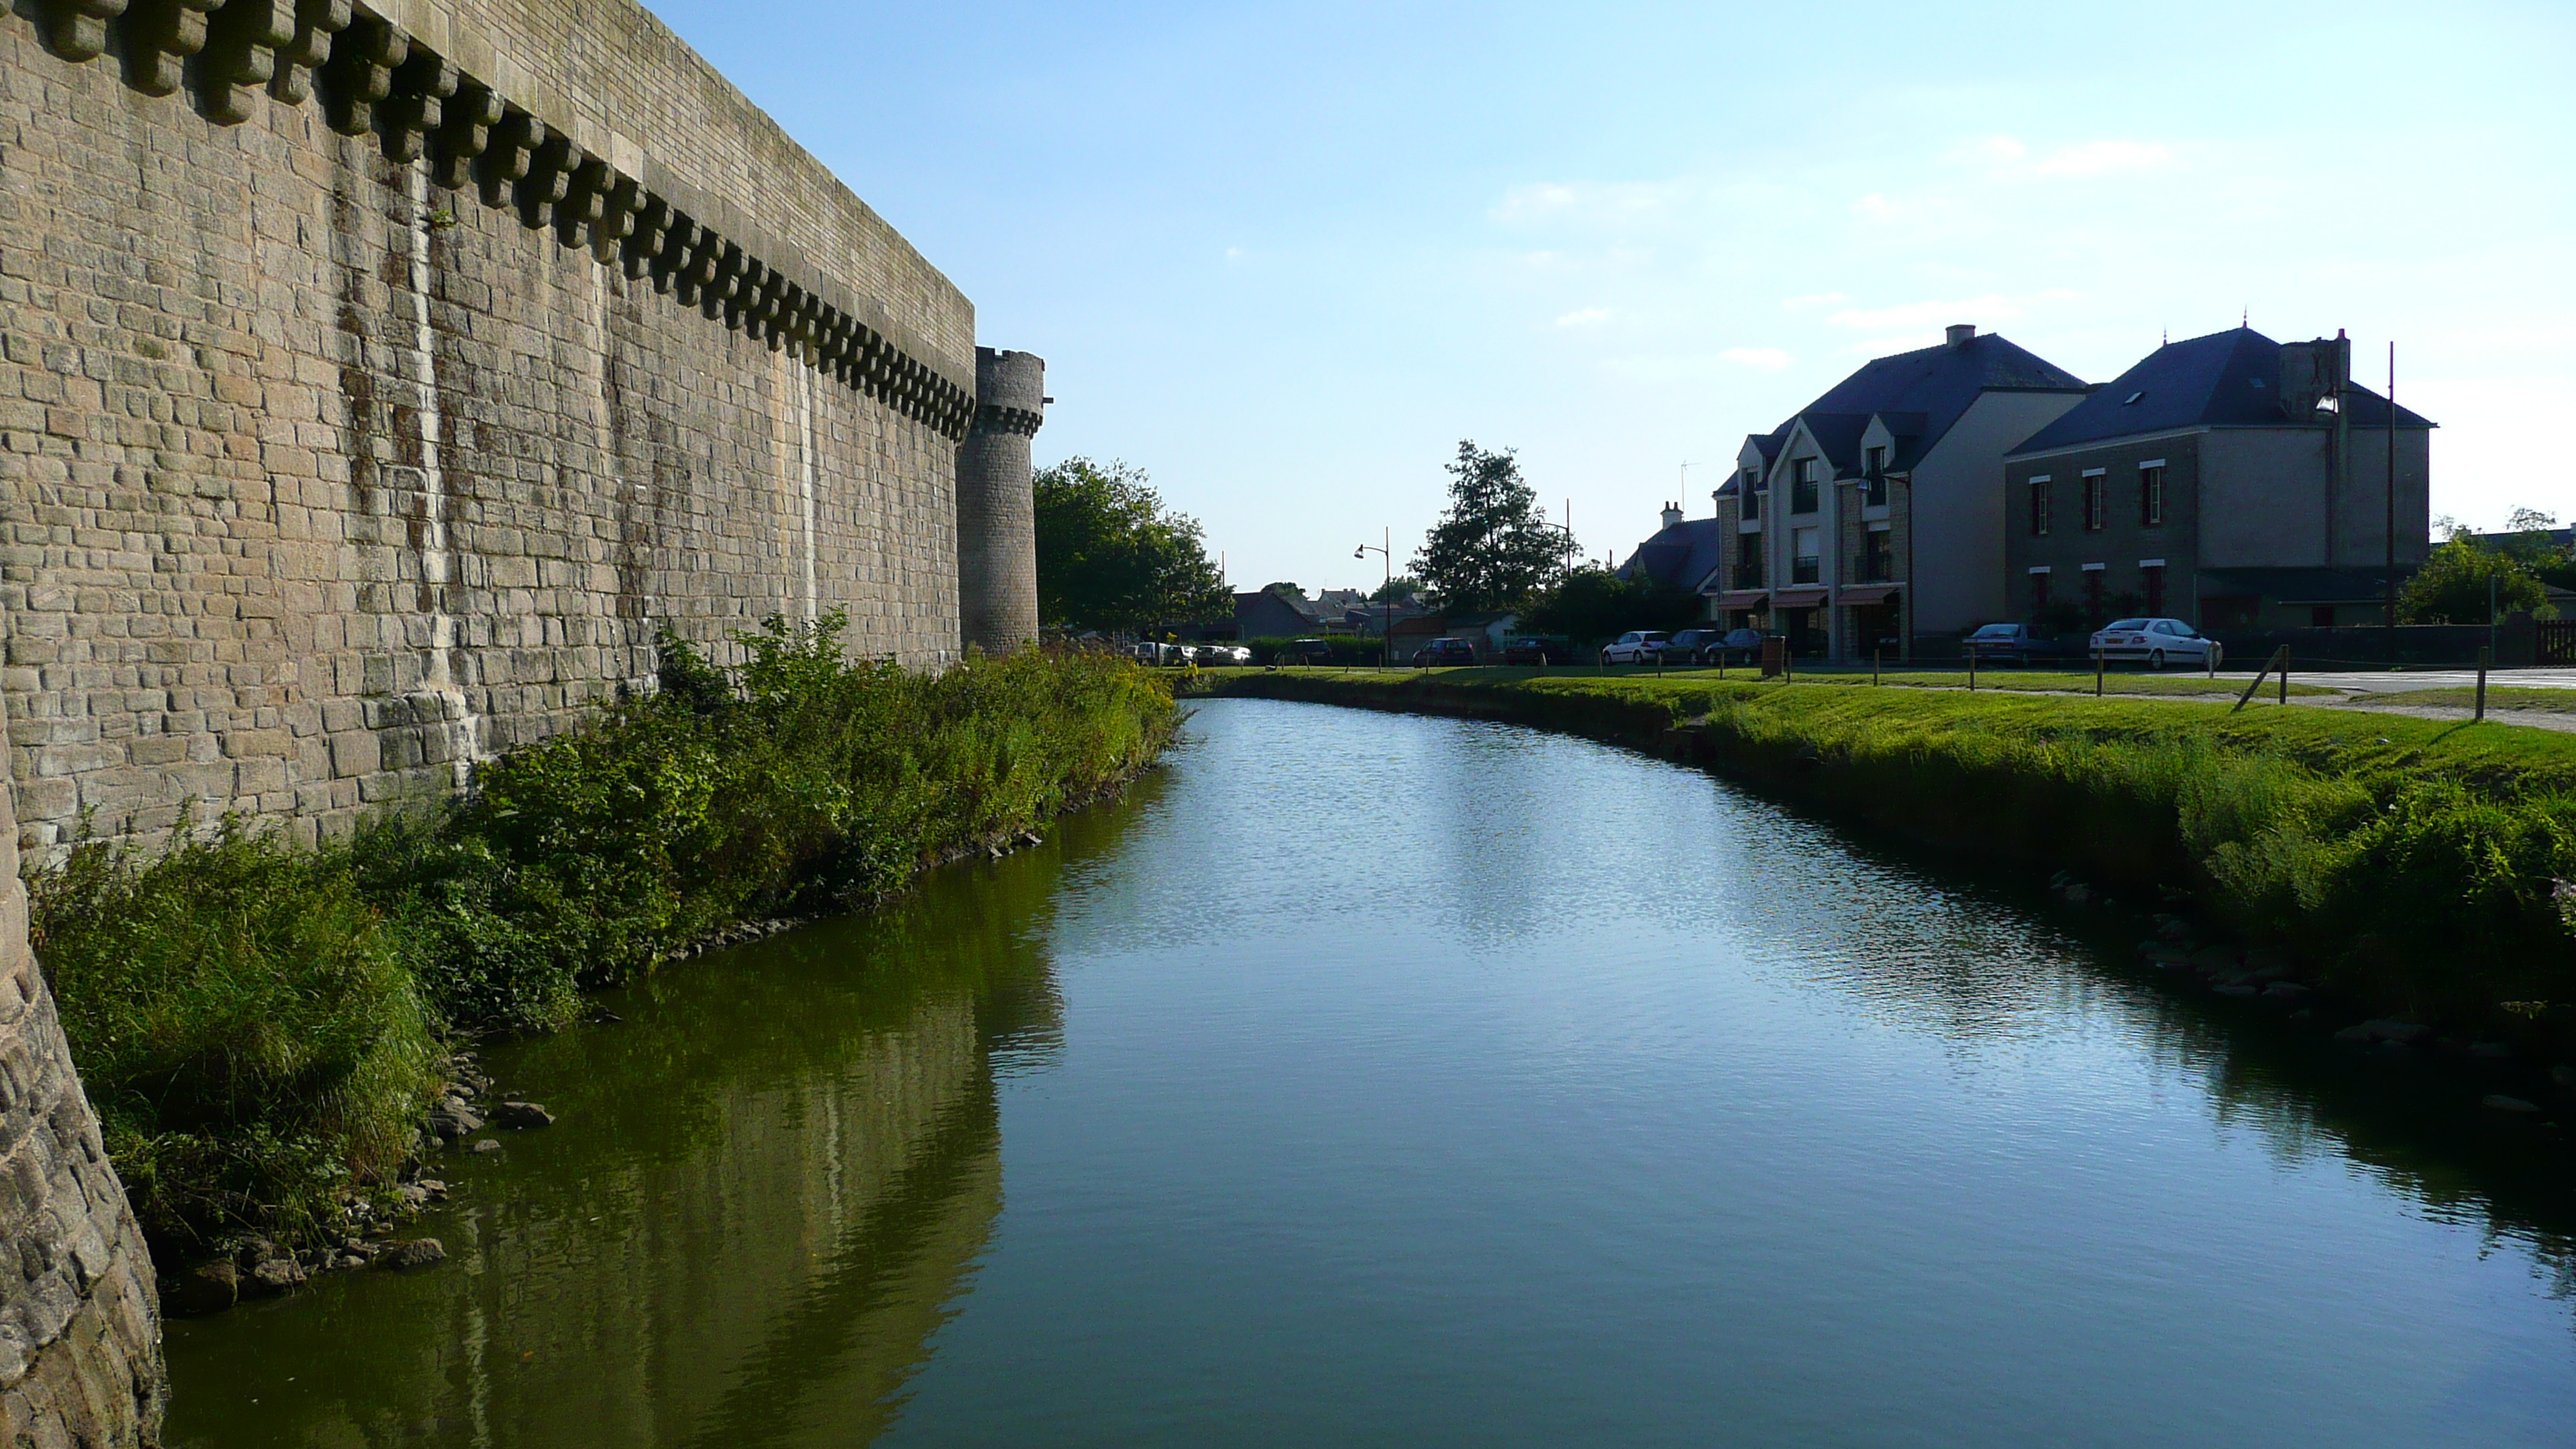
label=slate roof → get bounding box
[2009,328,2437,457]
[1617,517,1728,593]
[1745,332,2089,478]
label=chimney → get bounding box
[1946,324,1976,348]
[1660,501,1684,530]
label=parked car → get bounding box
[1411,636,1478,667]
[1963,622,2063,665]
[1198,644,1252,666]
[2088,617,2216,669]
[1598,630,1673,666]
[1665,629,1728,664]
[1694,627,1766,664]
[1282,638,1334,665]
[1501,636,1570,665]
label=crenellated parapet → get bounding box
[22,0,978,440]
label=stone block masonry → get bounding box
[0,0,1009,855]
[0,701,162,1447]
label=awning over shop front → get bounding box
[1714,590,1769,608]
[1770,587,1830,607]
[1837,585,1899,605]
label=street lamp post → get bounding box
[1356,529,1392,669]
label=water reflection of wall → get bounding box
[167,835,1082,1447]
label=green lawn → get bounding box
[1207,663,2336,698]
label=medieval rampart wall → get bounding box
[0,0,981,853]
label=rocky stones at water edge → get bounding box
[170,1261,239,1317]
[377,1240,447,1270]
[492,1101,556,1129]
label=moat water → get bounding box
[165,697,2576,1446]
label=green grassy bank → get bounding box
[33,622,1177,1250]
[1201,667,2576,1046]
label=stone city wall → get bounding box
[0,0,988,854]
[0,699,162,1447]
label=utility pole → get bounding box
[2384,341,2398,659]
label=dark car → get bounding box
[1501,636,1568,665]
[1963,622,2062,665]
[1691,627,1766,665]
[1411,636,1478,667]
[1666,629,1728,664]
[1283,638,1334,665]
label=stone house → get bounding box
[1710,325,2091,659]
[2002,329,2433,632]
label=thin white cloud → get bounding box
[1824,289,2078,331]
[1721,347,1790,369]
[1490,179,1684,228]
[1556,307,1612,327]
[1780,292,1849,310]
[1845,333,1946,355]
[1950,135,2173,180]
[2033,140,2172,177]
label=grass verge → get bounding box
[1235,663,2335,698]
[1199,668,2576,1046]
[33,622,1176,1251]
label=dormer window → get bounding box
[1791,457,1819,515]
[1862,447,1889,508]
[2123,392,2144,406]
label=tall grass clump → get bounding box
[33,625,1175,1249]
[31,819,444,1249]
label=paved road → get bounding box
[2246,667,2576,694]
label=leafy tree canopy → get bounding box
[1411,442,1565,614]
[1522,565,1702,644]
[2398,536,2554,624]
[1034,457,1231,634]
[1369,575,1424,605]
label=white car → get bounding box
[1599,630,1673,666]
[2088,617,2215,669]
[1198,644,1251,666]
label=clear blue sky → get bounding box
[650,0,2573,594]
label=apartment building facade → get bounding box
[1708,325,2091,659]
[2003,328,2434,632]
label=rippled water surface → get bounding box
[166,697,2576,1445]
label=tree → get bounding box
[1411,442,1565,614]
[1522,565,1701,644]
[1369,575,1424,605]
[2397,537,2552,625]
[1033,457,1231,634]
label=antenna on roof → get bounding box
[2241,307,2248,328]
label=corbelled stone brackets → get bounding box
[21,0,975,440]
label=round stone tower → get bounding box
[955,348,1046,653]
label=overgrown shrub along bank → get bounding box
[1204,670,2576,1046]
[33,624,1176,1252]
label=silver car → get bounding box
[2087,617,2215,669]
[1598,630,1673,666]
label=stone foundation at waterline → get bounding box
[0,722,161,1446]
[0,0,1043,855]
